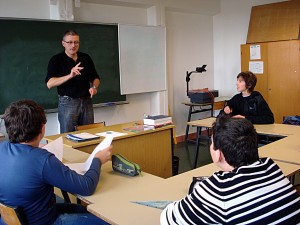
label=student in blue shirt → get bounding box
[0,100,112,225]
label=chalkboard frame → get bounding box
[0,17,126,115]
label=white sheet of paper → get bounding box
[65,133,113,174]
[64,162,86,175]
[250,44,261,60]
[96,131,127,138]
[249,61,264,74]
[70,132,99,139]
[43,137,63,161]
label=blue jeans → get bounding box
[58,96,94,133]
[0,204,108,225]
[53,203,109,225]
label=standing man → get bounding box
[46,30,100,133]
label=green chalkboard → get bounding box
[0,18,126,114]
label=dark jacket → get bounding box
[226,91,274,124]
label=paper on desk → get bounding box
[65,132,114,175]
[131,201,173,210]
[96,131,126,138]
[43,137,63,161]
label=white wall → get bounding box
[166,10,214,136]
[0,0,286,138]
[0,0,50,19]
[214,0,286,97]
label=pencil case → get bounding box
[112,154,141,176]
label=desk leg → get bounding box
[193,126,202,169]
[185,105,193,141]
[61,190,71,203]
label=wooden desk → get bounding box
[258,135,300,166]
[62,147,167,224]
[85,163,166,225]
[44,122,174,178]
[61,146,300,225]
[83,163,218,225]
[183,96,229,142]
[84,160,299,225]
[188,118,300,167]
[86,161,300,225]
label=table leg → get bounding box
[185,105,193,141]
[193,126,202,169]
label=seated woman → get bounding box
[223,71,274,124]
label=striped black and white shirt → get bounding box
[161,157,300,224]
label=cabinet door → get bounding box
[268,40,300,123]
[241,43,269,100]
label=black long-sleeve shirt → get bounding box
[226,91,274,124]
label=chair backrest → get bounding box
[0,202,24,225]
[295,184,300,195]
[76,121,105,131]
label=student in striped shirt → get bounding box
[161,117,300,224]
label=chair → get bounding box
[0,202,25,225]
[295,184,300,195]
[76,121,105,131]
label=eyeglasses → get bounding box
[63,41,80,45]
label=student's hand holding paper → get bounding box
[84,132,114,171]
[65,133,114,174]
[94,145,113,164]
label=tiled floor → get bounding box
[174,139,212,175]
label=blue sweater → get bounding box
[0,141,101,225]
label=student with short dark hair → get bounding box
[0,100,112,225]
[161,117,300,224]
[223,71,274,124]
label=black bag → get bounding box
[188,176,209,194]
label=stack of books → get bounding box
[143,115,172,127]
[123,125,154,133]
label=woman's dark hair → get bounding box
[237,71,257,92]
[3,100,47,143]
[212,117,259,168]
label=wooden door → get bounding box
[268,40,300,123]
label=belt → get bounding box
[60,95,89,99]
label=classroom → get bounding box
[0,0,300,224]
[0,0,292,139]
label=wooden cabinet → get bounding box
[241,40,300,123]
